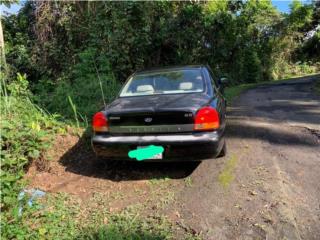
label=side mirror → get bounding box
[220,77,228,85]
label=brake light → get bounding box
[92,112,108,132]
[194,106,220,131]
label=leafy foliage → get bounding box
[0,73,67,238]
[1,193,78,239]
[33,47,120,120]
[2,1,318,122]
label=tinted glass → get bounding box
[119,69,204,97]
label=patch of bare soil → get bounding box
[26,134,142,207]
[25,131,197,216]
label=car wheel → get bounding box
[218,140,227,157]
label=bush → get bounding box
[1,73,66,238]
[34,48,120,122]
[272,60,320,80]
[241,49,263,83]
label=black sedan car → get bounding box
[92,65,227,161]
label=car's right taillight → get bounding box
[194,106,220,131]
[92,112,108,132]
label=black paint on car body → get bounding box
[92,65,227,161]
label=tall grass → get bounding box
[68,95,80,128]
[33,48,121,123]
[92,56,107,109]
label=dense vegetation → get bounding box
[2,0,320,120]
[1,0,319,239]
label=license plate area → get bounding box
[137,145,163,159]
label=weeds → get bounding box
[1,73,66,239]
[184,177,193,187]
[68,95,80,128]
[0,95,65,238]
[33,48,120,122]
[148,177,170,186]
[273,61,320,80]
[218,154,238,188]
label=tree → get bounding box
[0,0,19,69]
[0,17,5,67]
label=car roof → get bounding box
[135,65,206,74]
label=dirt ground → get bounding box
[26,75,320,239]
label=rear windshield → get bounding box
[119,69,204,97]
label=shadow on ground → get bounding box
[226,76,320,146]
[60,76,319,182]
[59,129,200,182]
[228,76,320,127]
[226,119,319,146]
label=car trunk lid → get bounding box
[107,93,211,134]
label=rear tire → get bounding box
[218,140,226,157]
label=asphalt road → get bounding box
[171,75,320,239]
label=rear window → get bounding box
[119,69,204,97]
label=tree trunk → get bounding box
[0,17,8,99]
[0,18,6,68]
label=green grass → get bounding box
[225,81,279,104]
[148,177,170,185]
[218,154,238,188]
[1,190,172,240]
[224,73,320,103]
[0,73,81,239]
[76,203,175,240]
[184,177,193,187]
[8,191,199,240]
[224,83,258,103]
[0,94,70,239]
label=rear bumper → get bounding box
[92,131,224,161]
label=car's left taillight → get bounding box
[92,112,108,132]
[194,106,220,131]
